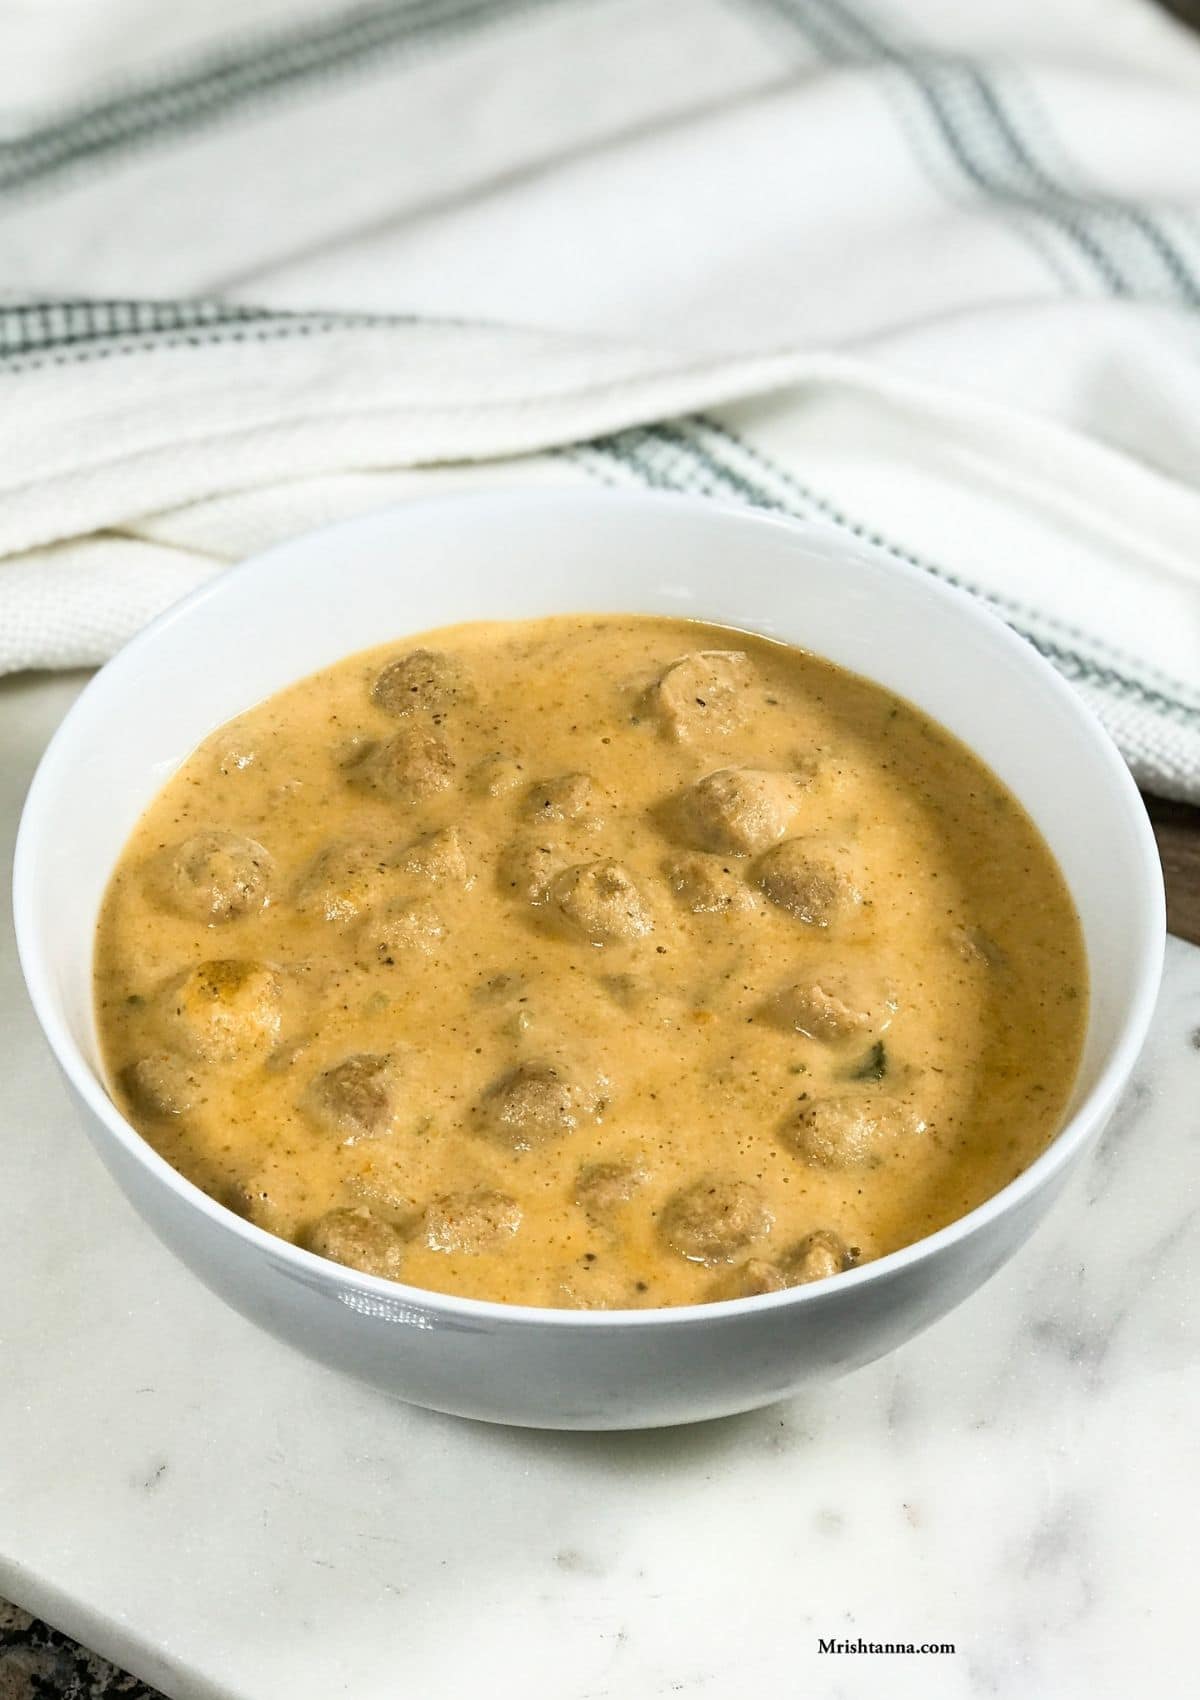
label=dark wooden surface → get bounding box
[1146,794,1200,944]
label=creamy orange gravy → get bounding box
[95,616,1087,1308]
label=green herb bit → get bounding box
[847,1040,888,1082]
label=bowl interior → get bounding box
[18,490,1162,1169]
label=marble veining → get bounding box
[1,672,1197,1700]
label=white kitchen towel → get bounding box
[1,0,1199,797]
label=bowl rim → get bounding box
[13,486,1167,1329]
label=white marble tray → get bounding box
[2,672,1197,1700]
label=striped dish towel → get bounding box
[2,0,1198,799]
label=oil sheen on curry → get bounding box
[95,616,1087,1309]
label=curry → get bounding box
[94,616,1087,1308]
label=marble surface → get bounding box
[1,669,1197,1700]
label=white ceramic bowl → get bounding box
[14,490,1164,1429]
